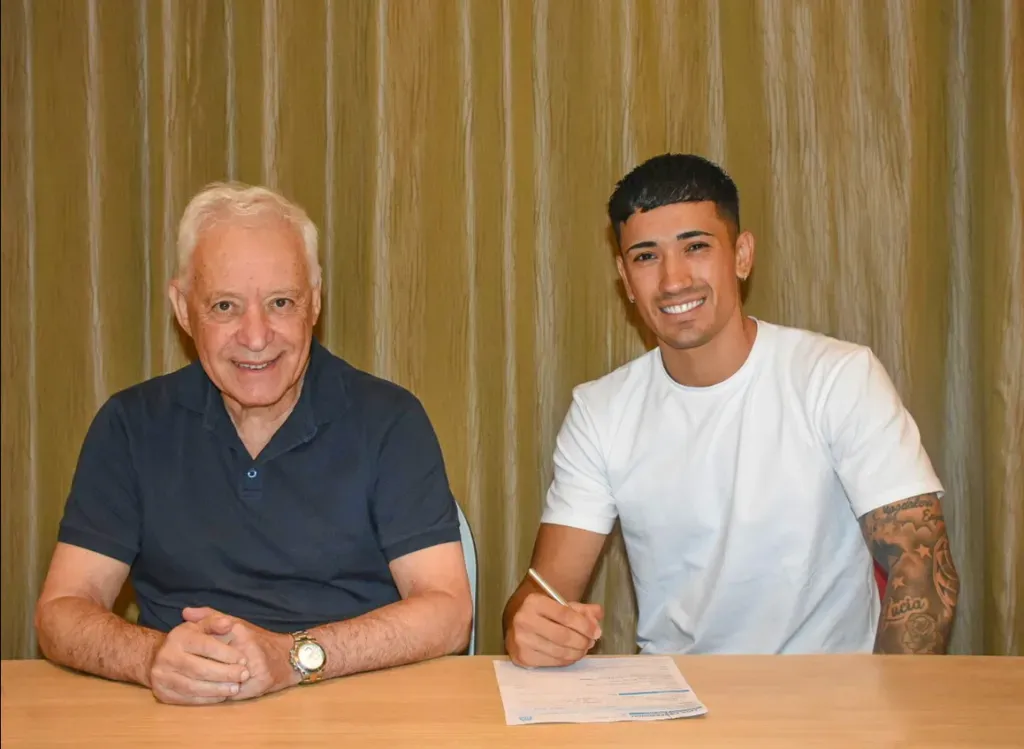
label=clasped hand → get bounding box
[147,607,297,705]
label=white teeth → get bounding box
[662,298,705,314]
[238,361,271,370]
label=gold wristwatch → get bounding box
[288,630,327,683]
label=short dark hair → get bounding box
[607,153,740,244]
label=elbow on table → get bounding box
[444,590,474,655]
[33,598,59,662]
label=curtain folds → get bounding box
[2,0,1021,658]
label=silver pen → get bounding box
[528,567,568,606]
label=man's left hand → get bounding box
[181,607,299,700]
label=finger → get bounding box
[161,670,242,700]
[175,652,251,683]
[511,630,587,667]
[222,620,264,652]
[528,595,602,639]
[570,602,605,626]
[196,615,236,638]
[517,611,594,652]
[227,679,270,702]
[224,619,255,641]
[182,606,221,623]
[152,686,227,706]
[179,630,248,665]
[212,630,235,645]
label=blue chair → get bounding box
[456,502,478,655]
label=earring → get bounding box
[628,297,635,304]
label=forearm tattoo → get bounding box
[860,494,960,654]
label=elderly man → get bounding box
[35,183,472,704]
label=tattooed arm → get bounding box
[859,494,960,654]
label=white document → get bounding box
[493,656,708,725]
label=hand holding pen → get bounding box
[505,567,604,669]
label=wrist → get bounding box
[271,632,299,689]
[139,629,165,688]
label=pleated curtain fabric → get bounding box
[1,0,1021,658]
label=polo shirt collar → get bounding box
[174,338,350,435]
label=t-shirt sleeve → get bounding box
[371,396,461,562]
[820,347,944,518]
[540,392,618,535]
[57,398,142,565]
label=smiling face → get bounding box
[169,215,321,420]
[615,200,753,354]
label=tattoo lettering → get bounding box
[859,493,960,655]
[880,495,934,515]
[883,596,929,629]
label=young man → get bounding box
[35,183,471,704]
[503,154,959,664]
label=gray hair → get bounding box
[175,182,321,289]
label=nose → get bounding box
[236,305,272,352]
[659,250,693,297]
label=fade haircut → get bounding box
[607,153,740,245]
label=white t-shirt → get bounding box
[541,320,943,654]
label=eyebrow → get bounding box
[203,288,303,301]
[202,290,242,302]
[625,230,713,253]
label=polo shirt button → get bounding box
[246,469,258,479]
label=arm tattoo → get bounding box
[859,494,960,654]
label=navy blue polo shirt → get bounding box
[57,339,461,633]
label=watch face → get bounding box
[298,641,325,671]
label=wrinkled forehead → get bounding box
[194,208,303,249]
[189,216,311,291]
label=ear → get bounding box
[311,281,323,325]
[168,280,193,337]
[734,230,755,282]
[615,255,636,304]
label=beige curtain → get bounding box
[2,0,1021,659]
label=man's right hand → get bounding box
[506,593,604,668]
[148,615,251,705]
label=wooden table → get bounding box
[2,655,1022,747]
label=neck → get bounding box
[660,312,758,387]
[223,378,306,459]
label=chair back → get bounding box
[456,503,478,654]
[873,561,887,600]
